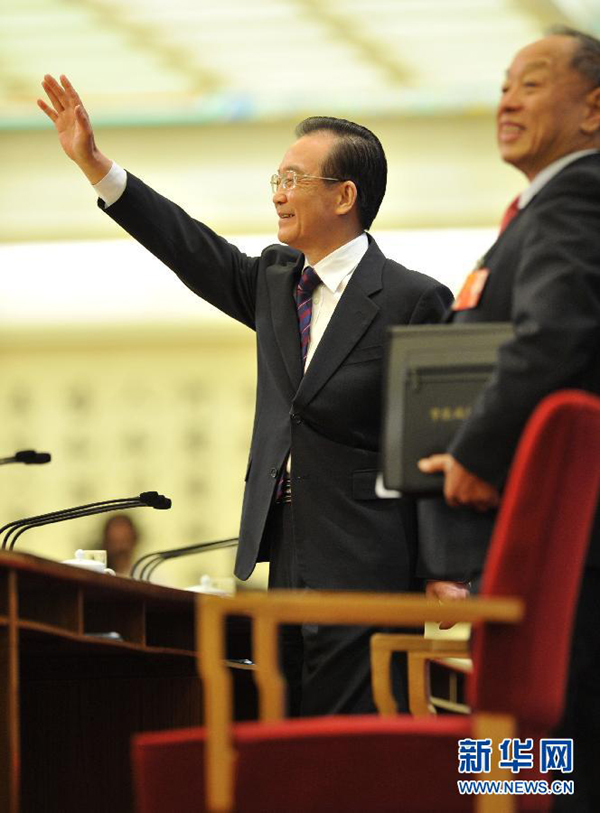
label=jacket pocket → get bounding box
[344,344,383,366]
[352,469,379,500]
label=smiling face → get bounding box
[497,35,598,180]
[273,131,359,265]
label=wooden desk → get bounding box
[0,552,252,813]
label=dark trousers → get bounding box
[263,502,409,717]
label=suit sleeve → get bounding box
[449,170,600,487]
[407,281,454,325]
[99,172,260,330]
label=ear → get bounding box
[335,180,358,216]
[581,86,600,135]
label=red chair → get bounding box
[132,390,600,813]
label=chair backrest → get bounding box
[470,390,600,730]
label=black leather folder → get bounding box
[381,323,513,495]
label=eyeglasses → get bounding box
[270,170,343,194]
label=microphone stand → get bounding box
[0,449,51,465]
[1,492,171,551]
[131,537,238,581]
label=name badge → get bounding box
[452,268,490,311]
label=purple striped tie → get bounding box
[296,266,322,368]
[274,266,322,503]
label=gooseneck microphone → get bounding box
[0,491,171,551]
[0,449,52,465]
[131,537,238,581]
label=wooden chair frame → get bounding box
[196,589,523,813]
[371,632,470,716]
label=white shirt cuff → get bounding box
[93,162,127,207]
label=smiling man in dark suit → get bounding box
[418,28,600,810]
[38,78,452,716]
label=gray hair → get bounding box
[548,25,600,86]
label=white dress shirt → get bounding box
[303,233,368,367]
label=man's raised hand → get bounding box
[37,74,111,184]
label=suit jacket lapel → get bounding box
[294,237,383,409]
[266,256,304,392]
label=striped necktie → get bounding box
[295,266,322,368]
[274,266,322,504]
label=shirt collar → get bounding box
[305,232,369,293]
[518,149,600,209]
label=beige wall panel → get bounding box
[0,324,266,589]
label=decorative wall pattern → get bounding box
[0,322,263,588]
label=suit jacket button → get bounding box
[291,413,302,424]
[270,468,278,478]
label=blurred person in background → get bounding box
[98,513,139,576]
[418,28,600,811]
[38,77,452,717]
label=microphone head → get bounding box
[139,491,172,510]
[15,450,52,465]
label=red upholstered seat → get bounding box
[132,727,207,813]
[134,716,548,812]
[132,391,600,813]
[233,715,474,812]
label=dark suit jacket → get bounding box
[101,173,453,589]
[418,153,600,579]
